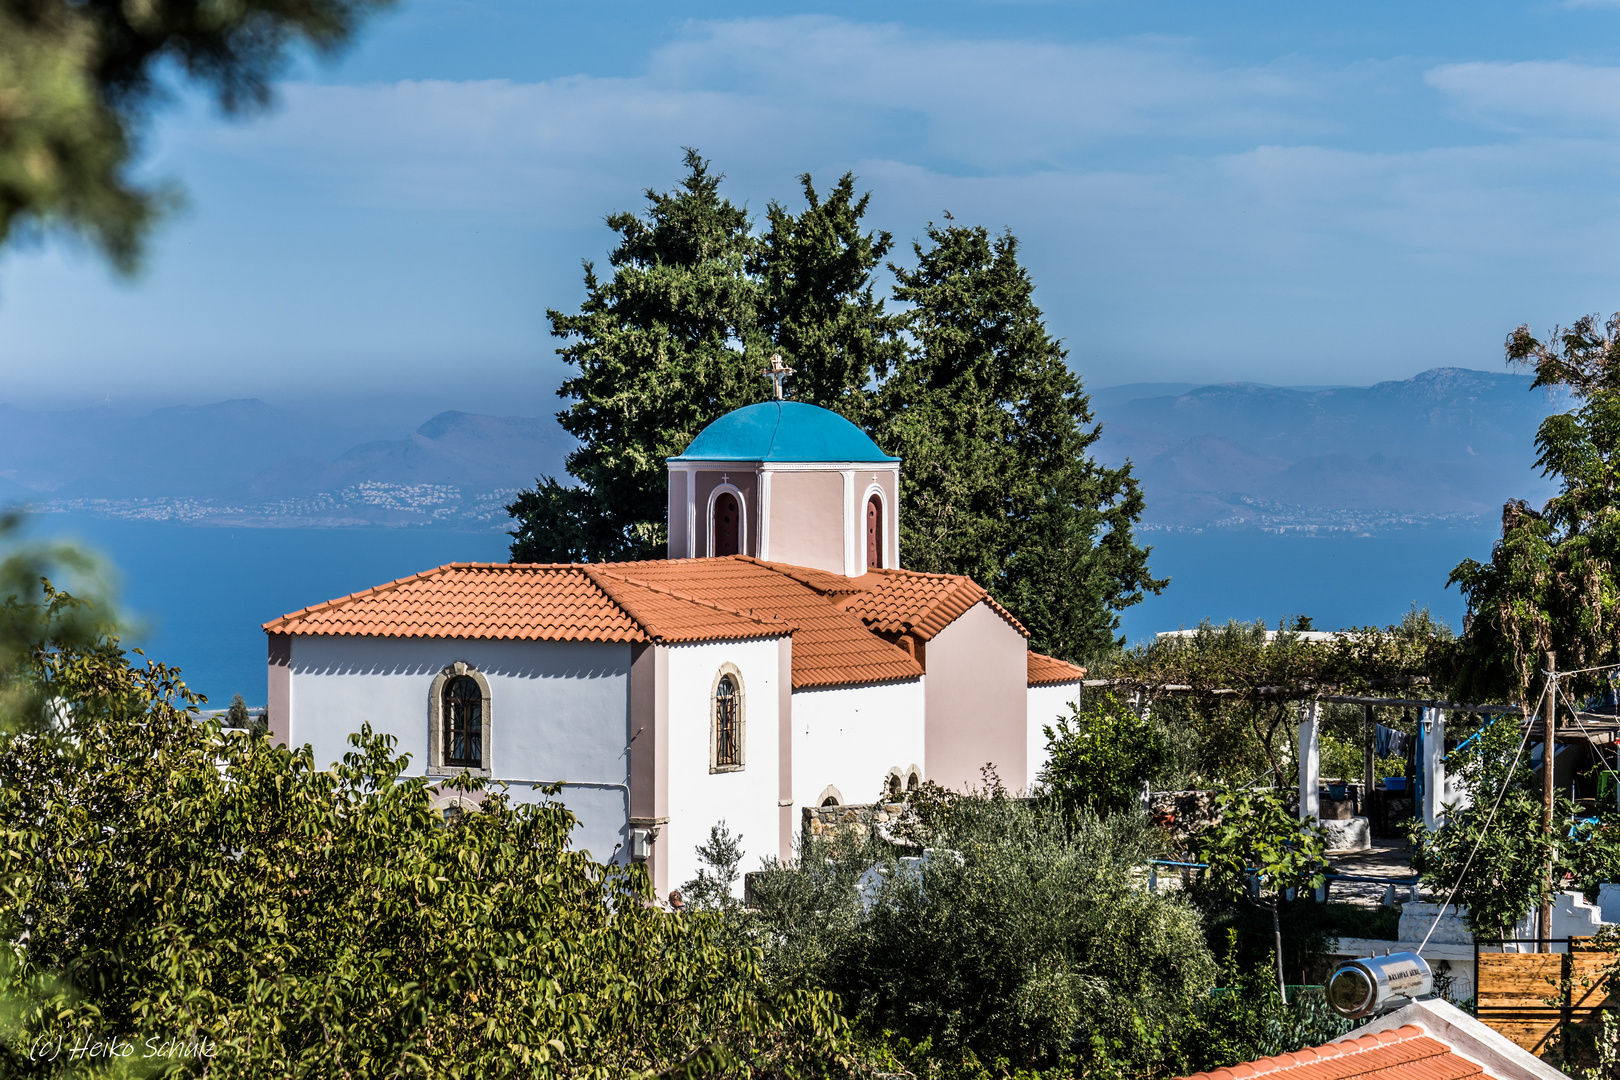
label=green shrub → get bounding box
[0,613,851,1078]
[749,792,1217,1075]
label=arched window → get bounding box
[907,771,921,792]
[429,663,491,776]
[713,491,740,556]
[887,773,902,797]
[711,666,745,772]
[442,675,483,768]
[866,493,883,570]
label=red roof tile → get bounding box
[265,557,923,690]
[843,567,1028,640]
[1179,1026,1490,1080]
[1028,651,1084,686]
[605,557,923,689]
[262,563,785,645]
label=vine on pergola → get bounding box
[1092,616,1457,786]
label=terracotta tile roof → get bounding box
[606,557,923,689]
[268,556,1076,689]
[262,563,786,645]
[1028,652,1084,687]
[1180,1026,1488,1080]
[843,567,1028,640]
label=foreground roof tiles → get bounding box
[1028,651,1085,687]
[1181,1026,1488,1080]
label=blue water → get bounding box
[1116,527,1498,647]
[9,516,1500,703]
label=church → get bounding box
[263,389,1084,896]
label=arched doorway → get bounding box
[713,491,740,556]
[866,493,883,569]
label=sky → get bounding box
[4,1,1620,417]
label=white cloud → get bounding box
[1426,60,1620,131]
[181,16,1315,222]
[18,15,1620,390]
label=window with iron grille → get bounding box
[443,675,483,769]
[714,674,741,769]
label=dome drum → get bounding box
[667,402,900,576]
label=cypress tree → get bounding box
[753,173,905,427]
[874,220,1164,660]
[508,150,759,562]
[509,154,900,560]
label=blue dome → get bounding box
[670,401,897,463]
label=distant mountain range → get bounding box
[0,400,573,528]
[0,366,1564,533]
[1091,367,1563,532]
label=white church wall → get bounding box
[791,679,925,810]
[283,635,634,862]
[1026,682,1080,791]
[662,637,784,897]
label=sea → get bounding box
[10,515,1499,706]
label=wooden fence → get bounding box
[1475,938,1613,1061]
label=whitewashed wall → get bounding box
[1026,682,1080,791]
[791,678,926,811]
[662,637,784,896]
[283,635,634,862]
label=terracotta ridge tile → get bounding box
[749,557,868,595]
[587,567,794,640]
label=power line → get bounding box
[1418,681,1548,953]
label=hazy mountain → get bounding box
[0,367,1567,533]
[0,400,573,528]
[1093,367,1561,530]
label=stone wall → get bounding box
[801,800,908,842]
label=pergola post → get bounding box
[1298,699,1321,823]
[1421,706,1446,830]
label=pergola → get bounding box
[1078,679,1619,830]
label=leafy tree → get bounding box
[0,596,852,1076]
[509,152,898,563]
[1,0,394,273]
[1192,786,1330,1003]
[1408,709,1569,940]
[682,820,745,912]
[874,220,1163,661]
[1450,312,1620,703]
[749,795,1215,1075]
[1038,691,1167,816]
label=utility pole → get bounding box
[1541,650,1557,953]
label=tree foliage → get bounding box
[1038,691,1167,816]
[0,0,393,273]
[1450,313,1620,703]
[0,587,851,1077]
[747,794,1215,1076]
[510,155,1159,661]
[873,220,1162,659]
[1192,785,1330,999]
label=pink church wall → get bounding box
[767,470,845,573]
[693,470,757,557]
[267,632,291,747]
[923,602,1029,793]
